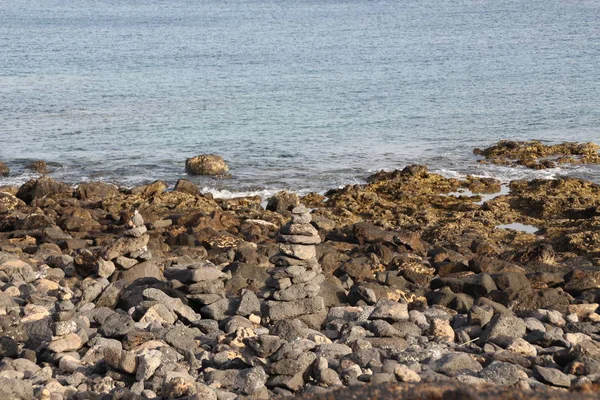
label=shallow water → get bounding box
[1,0,599,195]
[496,223,539,234]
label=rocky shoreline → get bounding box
[0,143,600,399]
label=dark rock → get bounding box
[352,222,395,245]
[16,176,72,203]
[430,273,497,298]
[510,288,572,315]
[480,314,526,347]
[130,180,167,198]
[98,312,135,338]
[0,336,19,358]
[174,179,200,196]
[267,191,300,213]
[76,182,119,201]
[246,335,284,358]
[492,272,532,297]
[223,262,269,295]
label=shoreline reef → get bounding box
[0,141,599,399]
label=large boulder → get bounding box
[76,182,120,201]
[185,154,229,176]
[266,191,300,213]
[15,176,72,203]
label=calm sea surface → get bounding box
[1,0,599,196]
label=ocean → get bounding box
[1,0,599,197]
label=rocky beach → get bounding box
[0,141,599,399]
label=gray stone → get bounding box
[201,298,239,320]
[533,365,571,388]
[480,361,528,386]
[46,333,83,353]
[164,265,226,283]
[480,314,526,347]
[164,325,198,353]
[278,234,321,245]
[124,225,147,238]
[246,335,285,358]
[370,299,409,322]
[279,244,317,260]
[103,234,149,260]
[142,288,201,325]
[264,296,325,321]
[468,305,494,327]
[273,280,322,301]
[136,350,162,381]
[430,353,483,376]
[236,289,261,317]
[368,320,401,337]
[97,259,115,278]
[280,222,319,237]
[0,378,33,400]
[99,312,134,337]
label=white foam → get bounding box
[443,184,511,204]
[201,187,281,199]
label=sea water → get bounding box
[1,0,599,197]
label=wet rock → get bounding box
[25,160,48,174]
[0,162,9,177]
[185,154,229,176]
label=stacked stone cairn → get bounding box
[264,205,326,326]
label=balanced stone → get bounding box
[277,234,321,245]
[269,255,319,267]
[279,244,317,260]
[280,223,319,236]
[264,297,326,321]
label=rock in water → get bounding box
[185,154,229,175]
[0,161,9,177]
